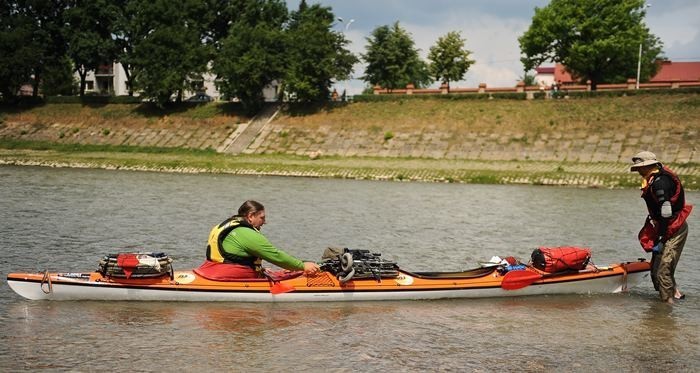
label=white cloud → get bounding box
[325,0,700,95]
[336,12,531,93]
[647,4,700,59]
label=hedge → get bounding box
[353,91,527,102]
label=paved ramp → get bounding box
[219,104,281,154]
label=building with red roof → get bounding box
[650,61,700,82]
[534,60,700,86]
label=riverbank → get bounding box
[1,92,698,189]
[2,145,699,190]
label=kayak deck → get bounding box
[6,260,650,302]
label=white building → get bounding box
[80,62,280,101]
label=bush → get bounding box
[44,95,143,104]
[353,91,527,102]
[561,87,700,99]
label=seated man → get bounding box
[195,200,319,280]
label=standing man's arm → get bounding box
[652,175,676,241]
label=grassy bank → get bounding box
[1,92,699,190]
[2,139,699,190]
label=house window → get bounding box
[86,81,94,90]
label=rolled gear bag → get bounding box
[98,252,173,279]
[531,247,591,273]
[638,216,657,252]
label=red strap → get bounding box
[117,254,139,278]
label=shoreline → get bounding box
[3,148,698,190]
[2,95,698,189]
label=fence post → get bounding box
[406,83,414,95]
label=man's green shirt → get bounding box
[222,227,304,270]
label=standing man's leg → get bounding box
[656,222,688,303]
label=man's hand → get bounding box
[652,241,664,254]
[303,261,320,275]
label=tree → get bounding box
[519,72,537,87]
[64,0,119,96]
[111,0,139,96]
[40,55,76,96]
[0,1,36,99]
[0,0,69,97]
[362,22,430,91]
[284,1,357,103]
[519,0,663,90]
[213,0,287,113]
[427,31,474,92]
[127,0,212,105]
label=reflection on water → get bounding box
[1,166,699,370]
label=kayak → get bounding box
[6,259,650,302]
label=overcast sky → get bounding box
[286,0,700,95]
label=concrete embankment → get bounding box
[1,94,698,189]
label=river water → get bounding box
[0,165,698,371]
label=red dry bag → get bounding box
[531,247,591,273]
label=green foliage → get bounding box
[0,138,217,155]
[0,4,35,99]
[214,0,287,114]
[40,56,77,96]
[64,0,120,96]
[519,0,663,89]
[519,72,537,86]
[128,0,212,105]
[283,1,358,103]
[427,31,475,90]
[362,22,431,91]
[352,92,527,102]
[44,95,142,104]
[0,0,68,99]
[111,0,140,96]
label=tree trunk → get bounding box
[78,67,87,97]
[121,64,133,96]
[32,73,40,97]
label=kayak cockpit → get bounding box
[402,266,497,279]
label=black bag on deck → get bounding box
[98,252,173,279]
[321,248,399,280]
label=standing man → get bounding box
[631,151,693,304]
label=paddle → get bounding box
[501,270,543,290]
[269,280,295,295]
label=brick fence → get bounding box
[373,79,700,98]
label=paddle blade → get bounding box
[501,270,543,291]
[270,281,295,295]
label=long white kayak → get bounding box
[7,260,650,302]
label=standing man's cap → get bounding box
[630,151,661,171]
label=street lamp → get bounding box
[636,3,651,90]
[337,17,354,31]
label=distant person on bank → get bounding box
[631,151,692,304]
[195,200,320,280]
